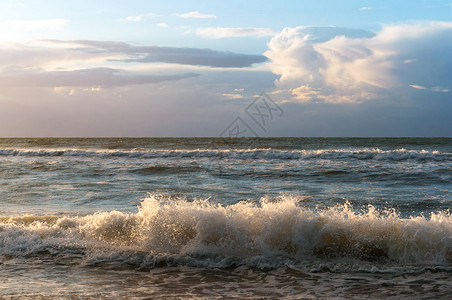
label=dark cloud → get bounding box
[0,67,199,87]
[124,49,267,68]
[44,40,268,68]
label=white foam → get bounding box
[1,195,451,269]
[0,148,449,161]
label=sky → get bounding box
[0,0,451,137]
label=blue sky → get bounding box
[0,0,451,136]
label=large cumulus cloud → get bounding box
[265,22,452,103]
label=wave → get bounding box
[128,165,202,175]
[1,195,451,270]
[0,148,450,161]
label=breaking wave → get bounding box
[0,148,450,161]
[1,195,451,270]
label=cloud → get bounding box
[404,59,417,64]
[123,47,267,68]
[53,86,102,96]
[0,69,278,137]
[0,41,104,72]
[157,22,168,28]
[116,13,157,22]
[289,85,322,102]
[53,86,75,96]
[196,27,275,38]
[0,67,199,87]
[48,40,267,68]
[265,23,452,103]
[431,86,450,92]
[360,7,374,11]
[409,84,428,90]
[410,84,450,92]
[0,40,266,73]
[222,93,243,99]
[174,11,216,19]
[117,16,142,22]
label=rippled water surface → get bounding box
[1,138,451,299]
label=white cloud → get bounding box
[197,27,275,38]
[410,84,450,92]
[404,59,417,64]
[222,93,243,99]
[175,11,216,19]
[157,22,168,28]
[117,16,142,22]
[409,84,428,90]
[265,23,452,103]
[360,7,374,11]
[54,85,102,96]
[0,40,126,72]
[116,13,157,22]
[290,85,321,102]
[54,86,75,96]
[83,86,102,92]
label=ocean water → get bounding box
[0,137,451,299]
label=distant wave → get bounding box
[1,195,451,269]
[0,148,450,161]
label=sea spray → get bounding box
[1,195,451,269]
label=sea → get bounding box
[0,137,451,299]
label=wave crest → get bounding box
[1,195,451,269]
[0,148,450,161]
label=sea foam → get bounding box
[0,148,449,161]
[1,195,451,269]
